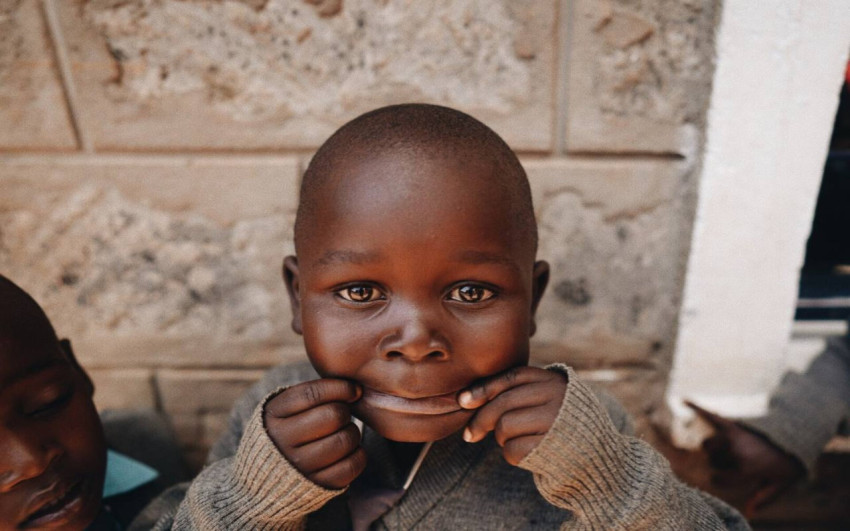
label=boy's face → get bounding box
[0,329,106,530]
[286,150,548,442]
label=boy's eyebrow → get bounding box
[454,250,520,271]
[316,249,383,266]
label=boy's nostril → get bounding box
[386,351,403,359]
[427,350,447,360]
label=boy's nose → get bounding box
[379,306,450,363]
[0,429,61,492]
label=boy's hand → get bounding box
[459,366,567,465]
[263,378,366,489]
[685,401,805,516]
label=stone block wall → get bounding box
[0,0,719,467]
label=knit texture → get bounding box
[133,361,748,530]
[522,365,747,530]
[741,336,850,476]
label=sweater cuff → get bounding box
[184,388,343,529]
[233,388,344,513]
[519,365,674,525]
[739,371,846,476]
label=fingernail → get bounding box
[463,427,473,442]
[458,391,473,408]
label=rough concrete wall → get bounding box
[0,0,719,467]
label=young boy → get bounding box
[0,275,185,530]
[138,104,748,529]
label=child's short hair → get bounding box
[295,103,538,253]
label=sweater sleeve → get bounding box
[519,366,750,531]
[209,362,320,464]
[138,389,343,530]
[740,336,850,476]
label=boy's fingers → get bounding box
[463,385,550,443]
[271,402,353,447]
[459,367,552,410]
[267,379,361,418]
[502,435,543,466]
[492,407,551,447]
[284,423,361,474]
[308,447,368,490]
[684,400,732,431]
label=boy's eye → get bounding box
[448,285,495,303]
[25,387,74,418]
[336,285,385,303]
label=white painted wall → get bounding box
[667,0,850,447]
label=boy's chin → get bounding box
[355,407,475,442]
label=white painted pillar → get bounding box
[667,0,850,447]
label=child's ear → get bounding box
[529,260,550,337]
[59,338,95,396]
[282,256,303,335]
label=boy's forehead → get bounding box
[319,147,504,211]
[300,150,534,264]
[319,153,500,219]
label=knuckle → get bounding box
[495,415,510,435]
[342,460,358,483]
[334,425,359,453]
[322,403,349,427]
[309,471,336,489]
[265,392,290,417]
[266,422,292,448]
[286,448,304,468]
[302,383,322,405]
[494,423,509,447]
[349,448,367,476]
[503,447,521,466]
[505,437,537,465]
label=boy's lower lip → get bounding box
[21,480,89,529]
[360,387,462,415]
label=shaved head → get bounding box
[0,275,58,351]
[295,103,537,254]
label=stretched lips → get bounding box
[360,387,463,415]
[21,480,86,529]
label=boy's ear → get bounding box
[529,260,550,337]
[59,338,94,396]
[282,256,303,335]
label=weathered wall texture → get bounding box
[0,0,718,466]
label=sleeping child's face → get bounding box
[0,280,106,530]
[285,124,548,442]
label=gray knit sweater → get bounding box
[742,335,850,475]
[131,362,748,530]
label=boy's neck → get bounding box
[385,439,425,474]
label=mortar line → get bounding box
[42,0,92,153]
[552,0,572,156]
[0,150,685,166]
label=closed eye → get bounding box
[335,284,386,303]
[447,284,496,303]
[26,388,74,418]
